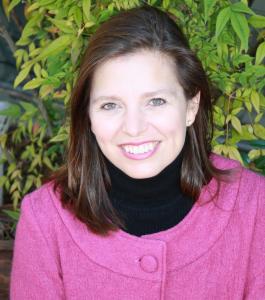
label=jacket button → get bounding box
[139,255,158,273]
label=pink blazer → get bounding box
[10,155,265,299]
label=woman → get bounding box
[10,5,265,299]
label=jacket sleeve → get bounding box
[10,194,65,299]
[244,175,265,299]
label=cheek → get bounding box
[90,116,118,144]
[153,110,187,136]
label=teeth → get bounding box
[122,142,157,154]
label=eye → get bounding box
[100,102,118,110]
[149,98,166,106]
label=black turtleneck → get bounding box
[105,153,194,237]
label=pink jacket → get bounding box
[10,155,265,299]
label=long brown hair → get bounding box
[52,5,231,235]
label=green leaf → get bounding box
[226,114,232,124]
[29,155,42,171]
[0,103,21,117]
[251,90,260,113]
[231,116,242,133]
[244,99,252,112]
[2,0,10,18]
[0,176,7,187]
[184,0,192,8]
[20,101,37,113]
[23,176,34,194]
[242,88,252,98]
[246,139,265,149]
[14,49,26,69]
[36,35,72,62]
[41,69,48,78]
[10,169,21,180]
[43,156,55,170]
[230,11,249,51]
[38,0,54,6]
[50,133,68,142]
[203,0,217,21]
[48,18,74,34]
[252,65,265,77]
[168,8,185,22]
[230,2,254,15]
[71,38,83,65]
[248,149,261,160]
[0,134,7,148]
[39,85,54,98]
[23,78,43,90]
[255,41,265,65]
[248,15,265,28]
[14,65,32,88]
[82,0,91,22]
[18,13,42,42]
[213,105,225,127]
[227,146,243,164]
[232,54,252,66]
[216,42,228,59]
[240,125,255,140]
[254,124,265,139]
[29,48,41,58]
[231,107,243,115]
[73,7,83,28]
[2,209,20,221]
[26,2,40,13]
[213,144,225,155]
[254,113,263,123]
[7,163,16,176]
[254,156,265,169]
[12,190,20,209]
[8,0,20,12]
[33,63,42,77]
[216,7,231,39]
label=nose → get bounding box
[122,108,147,137]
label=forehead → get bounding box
[90,50,182,99]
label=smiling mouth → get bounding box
[121,142,159,155]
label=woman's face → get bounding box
[89,50,200,179]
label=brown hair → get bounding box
[52,5,231,235]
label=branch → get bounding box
[0,25,16,54]
[11,10,23,33]
[0,18,54,138]
[0,82,34,103]
[31,96,53,137]
[0,83,53,137]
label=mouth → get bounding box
[120,141,160,155]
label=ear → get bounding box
[186,92,200,127]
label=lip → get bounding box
[119,140,159,147]
[119,141,160,160]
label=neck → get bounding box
[105,152,194,236]
[106,153,183,203]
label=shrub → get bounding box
[1,0,265,210]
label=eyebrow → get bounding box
[91,89,176,103]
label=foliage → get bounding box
[0,0,265,210]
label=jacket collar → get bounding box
[49,154,242,280]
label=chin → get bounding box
[123,166,163,179]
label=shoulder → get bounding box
[19,182,66,236]
[20,182,89,241]
[21,181,59,214]
[209,153,264,206]
[210,152,264,183]
[210,153,241,170]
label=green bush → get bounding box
[1,0,265,210]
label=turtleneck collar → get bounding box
[105,152,183,205]
[104,151,194,236]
